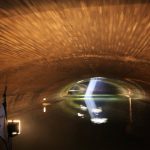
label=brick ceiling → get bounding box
[0,0,149,114]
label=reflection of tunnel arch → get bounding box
[61,77,145,124]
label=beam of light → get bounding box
[84,79,107,124]
[8,120,21,135]
[84,79,97,118]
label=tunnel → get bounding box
[0,0,150,150]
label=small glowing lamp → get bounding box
[8,120,21,136]
[43,98,47,101]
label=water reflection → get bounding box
[83,78,108,124]
[61,77,145,125]
[3,79,149,150]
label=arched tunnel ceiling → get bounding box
[0,0,150,114]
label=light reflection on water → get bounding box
[1,95,149,149]
[60,77,146,125]
[3,78,149,150]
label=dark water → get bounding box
[1,78,150,150]
[0,98,149,150]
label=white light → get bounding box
[80,105,87,111]
[84,79,107,124]
[84,79,97,118]
[43,107,46,113]
[91,108,102,113]
[77,113,84,118]
[91,118,108,124]
[43,98,47,101]
[12,132,17,135]
[8,120,21,135]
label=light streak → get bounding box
[84,79,97,118]
[84,79,107,124]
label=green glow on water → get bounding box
[59,77,145,119]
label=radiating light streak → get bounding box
[84,79,107,124]
[84,79,97,118]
